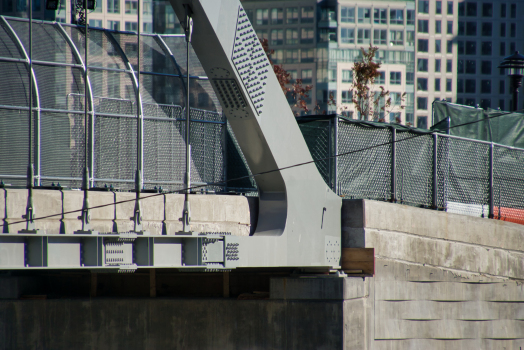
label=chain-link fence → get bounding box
[298,116,524,226]
[0,16,255,194]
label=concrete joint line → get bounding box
[371,228,524,255]
[375,255,523,281]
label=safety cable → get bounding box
[1,108,522,229]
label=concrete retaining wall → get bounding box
[0,188,256,236]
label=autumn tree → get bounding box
[260,38,313,115]
[343,45,406,123]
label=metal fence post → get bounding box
[390,126,396,202]
[432,133,438,209]
[334,116,338,194]
[489,143,494,218]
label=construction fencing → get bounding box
[298,116,524,225]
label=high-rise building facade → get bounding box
[415,0,524,128]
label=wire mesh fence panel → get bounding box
[143,118,185,191]
[190,120,225,190]
[0,109,31,186]
[30,22,77,64]
[299,120,332,189]
[494,145,524,225]
[439,136,490,217]
[94,115,137,189]
[140,35,178,74]
[436,135,449,209]
[40,112,85,188]
[0,20,24,58]
[395,132,433,207]
[337,121,392,200]
[0,62,30,107]
[90,71,137,115]
[140,74,184,109]
[161,35,206,77]
[225,122,257,191]
[33,65,85,111]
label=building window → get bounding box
[481,23,492,36]
[108,20,120,30]
[358,8,371,23]
[500,23,506,37]
[271,29,284,45]
[301,49,315,63]
[458,21,465,35]
[256,9,269,25]
[435,78,441,91]
[458,60,464,73]
[373,29,387,45]
[301,28,314,44]
[417,78,428,91]
[436,1,442,14]
[499,99,505,110]
[465,41,476,55]
[447,1,453,14]
[286,8,299,24]
[481,4,493,17]
[390,30,403,46]
[285,49,299,63]
[436,21,441,34]
[125,21,137,31]
[458,2,465,16]
[465,79,476,93]
[481,61,491,75]
[466,2,477,16]
[465,60,476,74]
[357,29,370,44]
[481,80,491,93]
[447,21,453,34]
[466,22,477,36]
[435,40,441,53]
[435,59,441,72]
[510,23,516,37]
[391,92,402,105]
[417,97,428,110]
[390,72,401,85]
[458,41,464,54]
[457,79,464,93]
[418,20,429,33]
[447,59,453,73]
[341,28,355,44]
[446,78,452,92]
[481,42,492,55]
[301,7,315,23]
[406,31,414,46]
[89,19,102,28]
[376,71,385,84]
[447,40,453,53]
[480,99,491,109]
[390,9,404,25]
[328,69,337,83]
[417,58,428,72]
[417,116,428,129]
[406,72,414,84]
[510,3,516,18]
[510,42,516,53]
[272,49,283,64]
[499,81,505,94]
[256,29,268,41]
[418,39,428,52]
[124,0,136,14]
[341,91,353,104]
[342,70,353,83]
[406,10,415,25]
[107,0,119,13]
[374,8,387,24]
[500,42,505,56]
[418,0,429,13]
[302,69,313,83]
[271,8,283,24]
[465,98,476,107]
[501,3,506,17]
[340,7,355,23]
[286,29,298,45]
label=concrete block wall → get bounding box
[342,199,524,349]
[0,188,255,236]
